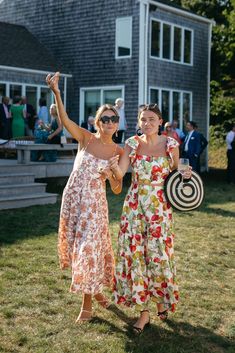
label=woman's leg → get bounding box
[76,293,92,322]
[157,303,168,320]
[94,292,111,308]
[133,309,150,333]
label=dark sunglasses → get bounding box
[100,115,119,124]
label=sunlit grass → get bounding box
[0,173,234,353]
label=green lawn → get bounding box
[0,172,234,353]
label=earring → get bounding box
[115,130,118,137]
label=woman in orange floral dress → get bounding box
[46,72,123,323]
[109,104,191,334]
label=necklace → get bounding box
[99,138,115,145]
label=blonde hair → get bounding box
[94,104,119,130]
[50,103,58,116]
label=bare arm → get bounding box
[169,146,179,171]
[48,116,63,140]
[109,144,131,180]
[46,72,90,144]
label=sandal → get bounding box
[157,310,168,321]
[132,310,150,335]
[75,309,92,323]
[94,293,111,309]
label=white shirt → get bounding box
[116,107,126,131]
[184,130,194,152]
[226,131,235,150]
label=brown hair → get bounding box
[94,104,119,130]
[138,103,162,121]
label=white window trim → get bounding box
[150,18,194,66]
[0,80,54,113]
[80,85,125,123]
[149,86,193,129]
[115,16,132,59]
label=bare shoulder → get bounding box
[80,130,94,149]
[116,145,124,156]
[160,134,167,145]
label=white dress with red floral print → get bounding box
[58,148,114,295]
[113,136,179,311]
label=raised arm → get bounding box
[46,72,90,144]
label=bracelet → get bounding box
[112,183,120,191]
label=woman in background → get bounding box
[10,96,26,138]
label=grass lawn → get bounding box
[0,169,234,353]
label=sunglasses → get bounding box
[100,115,119,124]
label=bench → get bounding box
[16,143,78,164]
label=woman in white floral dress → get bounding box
[46,73,123,322]
[109,104,191,334]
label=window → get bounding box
[0,81,54,113]
[80,86,124,122]
[162,24,171,59]
[26,86,37,111]
[0,83,6,102]
[116,17,132,58]
[149,87,192,129]
[10,84,22,101]
[151,19,193,65]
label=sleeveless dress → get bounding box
[113,136,179,311]
[58,141,115,295]
[10,105,25,138]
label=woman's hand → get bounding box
[108,155,119,171]
[46,72,60,94]
[182,166,192,179]
[99,167,113,181]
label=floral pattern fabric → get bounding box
[58,149,114,294]
[113,136,179,311]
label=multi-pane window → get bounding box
[151,19,193,65]
[0,81,53,112]
[81,87,123,122]
[116,17,132,58]
[150,87,192,129]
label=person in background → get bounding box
[38,98,49,125]
[21,96,36,136]
[81,116,96,133]
[162,121,181,144]
[195,123,208,173]
[226,123,235,184]
[10,96,26,138]
[172,120,185,142]
[0,96,11,139]
[182,121,201,172]
[113,98,127,143]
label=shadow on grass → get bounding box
[89,305,233,353]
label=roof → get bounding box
[0,21,67,73]
[148,0,214,24]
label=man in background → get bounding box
[113,98,127,143]
[0,96,11,139]
[81,116,96,133]
[182,121,201,172]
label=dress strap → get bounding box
[84,134,93,151]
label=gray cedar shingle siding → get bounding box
[0,0,210,144]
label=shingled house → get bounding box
[0,0,213,169]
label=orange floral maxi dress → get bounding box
[113,136,179,311]
[58,147,114,294]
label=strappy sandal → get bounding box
[94,294,111,309]
[75,309,92,323]
[132,310,150,335]
[157,310,168,321]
